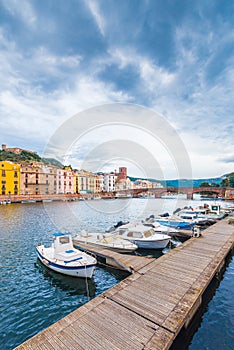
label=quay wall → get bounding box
[1,186,233,203]
[0,193,114,203]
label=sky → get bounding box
[0,0,233,180]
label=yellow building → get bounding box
[0,161,21,195]
[74,170,99,194]
[74,173,79,194]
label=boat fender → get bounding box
[192,226,201,238]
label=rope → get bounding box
[84,265,90,301]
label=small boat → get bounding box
[36,232,97,278]
[114,223,171,249]
[161,193,187,199]
[155,215,196,230]
[75,232,138,253]
[0,199,11,205]
[175,204,227,223]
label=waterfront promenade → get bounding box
[15,217,234,350]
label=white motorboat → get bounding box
[114,223,171,249]
[36,232,97,278]
[161,193,187,199]
[75,231,138,253]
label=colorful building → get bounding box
[20,163,57,195]
[0,161,21,195]
[63,167,74,194]
[74,170,98,194]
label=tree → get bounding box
[200,182,210,187]
[230,176,234,187]
[221,178,229,187]
[210,182,220,187]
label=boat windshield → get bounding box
[127,231,143,238]
[144,229,155,237]
[59,236,70,244]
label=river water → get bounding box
[0,198,233,349]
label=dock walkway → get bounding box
[73,240,154,273]
[15,218,234,350]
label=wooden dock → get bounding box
[73,240,154,273]
[15,218,234,350]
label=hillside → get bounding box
[129,173,233,188]
[0,150,64,168]
[0,150,41,162]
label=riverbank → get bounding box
[0,193,114,203]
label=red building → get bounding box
[118,167,127,180]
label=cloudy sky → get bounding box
[0,0,233,179]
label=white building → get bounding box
[104,172,117,192]
[56,168,74,194]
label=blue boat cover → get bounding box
[66,249,75,253]
[64,257,83,264]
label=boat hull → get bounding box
[129,238,170,249]
[36,247,96,278]
[156,219,194,230]
[75,240,137,253]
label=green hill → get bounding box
[0,150,41,162]
[0,150,64,168]
[41,158,64,168]
[128,173,234,188]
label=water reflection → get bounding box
[36,259,96,298]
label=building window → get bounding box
[2,190,5,195]
[14,181,18,184]
[14,171,18,178]
[2,170,6,177]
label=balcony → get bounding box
[24,182,47,185]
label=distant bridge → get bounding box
[116,187,229,200]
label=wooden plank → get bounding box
[87,308,145,350]
[96,299,157,341]
[110,289,171,324]
[56,330,84,350]
[144,327,174,350]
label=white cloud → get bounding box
[0,3,233,178]
[2,0,36,26]
[86,0,106,37]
